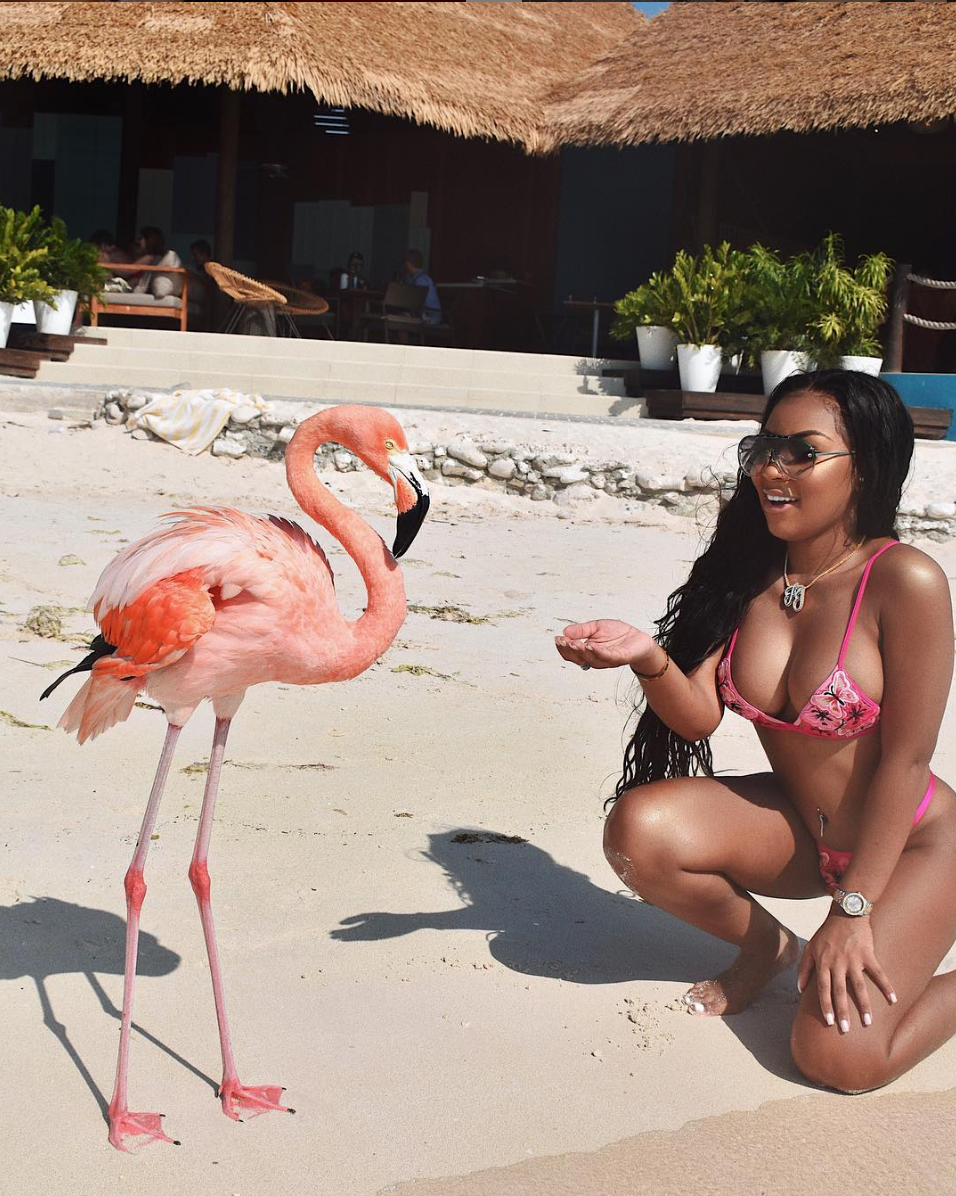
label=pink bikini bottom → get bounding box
[815,773,936,895]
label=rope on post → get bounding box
[907,273,956,290]
[903,313,956,331]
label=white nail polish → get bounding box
[839,1019,850,1034]
[825,1012,835,1026]
[796,980,803,994]
[693,1002,705,1013]
[863,1013,872,1027]
[889,992,898,1005]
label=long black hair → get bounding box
[612,369,915,801]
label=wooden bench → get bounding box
[86,264,191,332]
[643,388,952,440]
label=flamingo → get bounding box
[41,404,429,1151]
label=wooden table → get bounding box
[336,288,383,339]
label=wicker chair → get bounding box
[204,262,286,335]
[263,281,335,339]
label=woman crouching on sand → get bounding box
[555,370,956,1092]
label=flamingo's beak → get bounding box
[388,452,430,558]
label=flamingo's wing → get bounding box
[91,507,334,619]
[98,567,216,670]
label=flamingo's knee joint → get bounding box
[188,859,211,902]
[124,867,147,912]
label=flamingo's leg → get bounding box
[189,716,292,1121]
[108,722,182,1152]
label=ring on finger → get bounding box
[580,663,591,671]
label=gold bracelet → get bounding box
[633,649,670,681]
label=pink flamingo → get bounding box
[41,404,429,1151]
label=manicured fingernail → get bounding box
[889,992,898,1004]
[839,1019,850,1034]
[863,1013,872,1026]
[796,979,803,994]
[825,1012,835,1026]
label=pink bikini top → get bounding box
[717,541,899,740]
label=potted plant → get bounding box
[35,217,108,335]
[740,244,816,393]
[611,269,679,369]
[0,205,57,348]
[804,233,892,375]
[669,242,748,392]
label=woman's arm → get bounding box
[838,547,953,904]
[555,620,726,741]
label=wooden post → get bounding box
[215,88,241,266]
[884,262,911,373]
[696,140,720,249]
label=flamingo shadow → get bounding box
[332,829,808,1083]
[0,896,218,1120]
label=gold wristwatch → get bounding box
[832,888,873,917]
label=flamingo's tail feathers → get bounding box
[59,671,140,744]
[40,634,117,701]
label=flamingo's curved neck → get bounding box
[285,413,405,673]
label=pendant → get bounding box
[783,582,805,612]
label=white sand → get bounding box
[1,405,955,1196]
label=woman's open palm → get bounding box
[555,619,657,671]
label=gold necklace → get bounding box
[782,538,865,613]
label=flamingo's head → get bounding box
[325,405,430,558]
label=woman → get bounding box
[555,370,956,1092]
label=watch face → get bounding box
[844,892,866,915]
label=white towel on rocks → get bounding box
[125,388,273,455]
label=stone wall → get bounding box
[100,390,956,541]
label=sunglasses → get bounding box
[737,433,855,479]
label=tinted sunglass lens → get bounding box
[777,438,815,475]
[738,438,766,475]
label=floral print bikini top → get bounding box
[717,542,898,740]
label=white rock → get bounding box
[442,460,483,481]
[553,483,597,506]
[277,425,296,444]
[480,439,516,455]
[899,501,925,518]
[259,410,295,430]
[104,402,125,424]
[228,405,260,426]
[590,473,607,489]
[124,393,150,412]
[446,441,488,469]
[433,445,447,458]
[333,450,355,471]
[212,438,247,458]
[635,472,686,493]
[515,460,531,474]
[925,502,956,520]
[529,484,553,501]
[526,469,541,483]
[488,458,517,480]
[129,428,153,441]
[556,466,590,485]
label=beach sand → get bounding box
[1,406,954,1196]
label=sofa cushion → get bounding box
[151,250,184,299]
[99,292,182,308]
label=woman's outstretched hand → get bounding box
[797,913,896,1031]
[555,620,659,672]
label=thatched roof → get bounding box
[545,2,956,147]
[0,1,638,151]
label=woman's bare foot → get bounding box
[682,927,801,1016]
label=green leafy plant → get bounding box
[668,241,751,349]
[611,269,680,340]
[737,243,816,357]
[38,217,108,300]
[803,233,892,365]
[0,205,57,305]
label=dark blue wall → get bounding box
[552,143,676,314]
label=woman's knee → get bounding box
[603,781,687,888]
[790,1015,888,1094]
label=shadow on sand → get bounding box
[333,829,808,1084]
[0,895,218,1119]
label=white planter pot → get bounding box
[635,324,679,370]
[677,343,722,393]
[761,349,812,394]
[11,301,34,324]
[840,355,883,376]
[0,301,13,349]
[34,289,78,335]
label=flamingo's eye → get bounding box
[384,437,397,451]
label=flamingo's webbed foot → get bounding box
[108,1108,179,1152]
[219,1079,293,1121]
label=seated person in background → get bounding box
[402,248,441,325]
[89,230,125,266]
[188,239,215,329]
